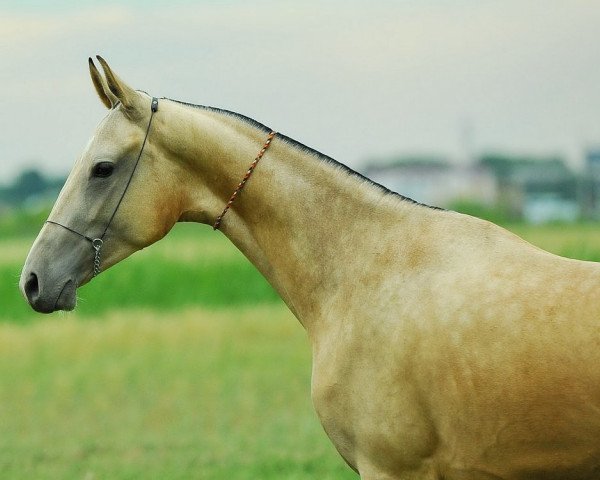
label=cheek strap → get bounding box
[44,97,159,277]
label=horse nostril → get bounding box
[24,272,40,302]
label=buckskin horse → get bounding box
[20,57,600,479]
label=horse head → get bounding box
[20,57,185,313]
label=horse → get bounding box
[20,57,600,479]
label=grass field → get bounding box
[1,222,355,479]
[0,223,280,322]
[3,217,600,479]
[0,306,354,479]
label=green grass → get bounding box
[509,223,600,262]
[0,221,355,478]
[0,306,354,479]
[0,207,51,239]
[1,223,280,323]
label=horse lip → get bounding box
[30,299,56,314]
[54,279,77,311]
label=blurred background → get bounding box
[1,1,600,479]
[2,1,600,222]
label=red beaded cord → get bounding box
[213,131,276,230]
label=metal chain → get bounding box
[92,238,103,277]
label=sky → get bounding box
[1,0,600,183]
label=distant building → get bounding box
[522,194,579,224]
[363,161,498,208]
[583,148,600,218]
[499,159,579,223]
[363,154,582,223]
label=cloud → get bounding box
[1,0,600,182]
[0,6,131,45]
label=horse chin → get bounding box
[55,279,77,312]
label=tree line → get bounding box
[0,169,65,209]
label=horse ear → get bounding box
[88,57,116,109]
[95,55,143,112]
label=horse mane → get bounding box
[166,97,441,211]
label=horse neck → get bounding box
[158,101,421,333]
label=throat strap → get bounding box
[213,131,276,230]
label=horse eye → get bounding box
[92,162,114,178]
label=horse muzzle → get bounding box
[20,270,77,313]
[19,224,94,313]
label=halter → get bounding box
[45,96,275,278]
[45,97,159,277]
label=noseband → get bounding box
[45,97,159,277]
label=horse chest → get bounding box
[310,338,439,475]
